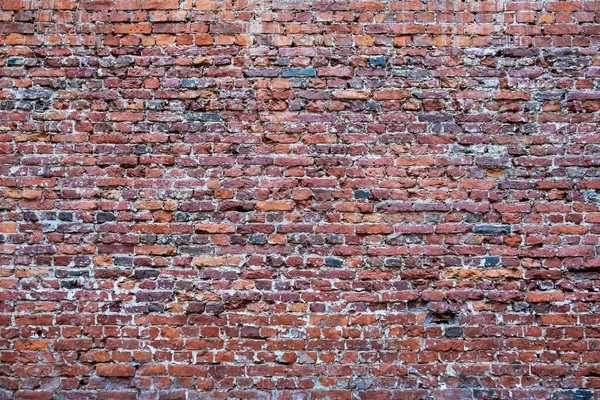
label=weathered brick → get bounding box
[1,2,597,398]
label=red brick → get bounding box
[96,364,135,377]
[141,0,179,9]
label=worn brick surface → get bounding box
[1,0,600,399]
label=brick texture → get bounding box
[1,0,600,399]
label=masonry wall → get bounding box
[1,0,600,399]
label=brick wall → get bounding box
[1,0,600,399]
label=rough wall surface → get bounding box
[1,0,600,399]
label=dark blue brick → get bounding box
[473,224,511,235]
[325,257,343,267]
[369,56,386,67]
[553,390,593,400]
[7,57,23,66]
[96,212,115,223]
[248,234,268,245]
[181,78,197,88]
[484,256,500,266]
[355,190,371,199]
[282,68,316,78]
[58,212,74,222]
[186,113,222,122]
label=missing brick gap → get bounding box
[425,308,459,325]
